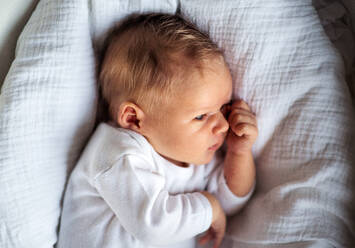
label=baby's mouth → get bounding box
[208,135,227,151]
[208,142,221,151]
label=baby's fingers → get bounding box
[229,110,257,127]
[198,230,213,246]
[230,100,251,112]
[213,230,224,248]
[232,123,258,138]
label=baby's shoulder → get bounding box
[75,123,155,179]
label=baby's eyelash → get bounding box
[194,101,232,121]
[195,114,207,121]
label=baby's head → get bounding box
[99,13,232,166]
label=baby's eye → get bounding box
[195,114,207,121]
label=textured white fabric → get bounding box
[57,123,252,248]
[0,1,97,247]
[180,1,355,247]
[1,0,354,247]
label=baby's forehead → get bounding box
[165,83,231,113]
[147,56,231,113]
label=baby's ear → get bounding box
[117,101,145,132]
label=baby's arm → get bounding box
[94,155,213,246]
[199,191,226,248]
[205,100,256,216]
[224,100,257,197]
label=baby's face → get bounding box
[143,60,232,167]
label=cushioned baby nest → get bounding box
[0,0,354,247]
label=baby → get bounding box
[58,13,258,248]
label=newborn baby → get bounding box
[58,13,258,248]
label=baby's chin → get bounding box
[191,152,216,166]
[161,151,217,167]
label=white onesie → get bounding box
[57,122,254,248]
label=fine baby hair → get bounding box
[98,13,224,123]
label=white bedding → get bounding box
[0,0,354,248]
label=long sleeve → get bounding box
[206,159,255,216]
[93,154,212,246]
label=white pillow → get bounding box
[180,1,355,247]
[0,0,177,247]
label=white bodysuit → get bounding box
[57,122,254,248]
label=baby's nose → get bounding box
[213,112,229,134]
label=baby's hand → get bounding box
[199,192,226,248]
[226,100,258,154]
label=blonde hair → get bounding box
[98,13,223,122]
